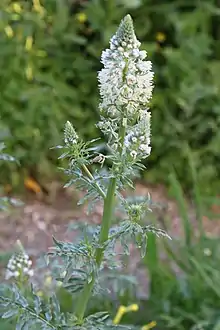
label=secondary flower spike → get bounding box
[97,14,154,159]
[64,121,79,146]
[5,245,34,280]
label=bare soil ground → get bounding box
[0,182,181,254]
[1,181,219,250]
[1,181,220,289]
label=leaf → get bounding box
[52,236,64,249]
[17,293,28,308]
[117,0,142,9]
[169,171,191,247]
[144,225,171,240]
[16,321,27,330]
[2,308,18,318]
[0,154,16,162]
[190,257,220,299]
[54,0,69,32]
[63,279,85,293]
[50,293,60,320]
[34,293,42,315]
[87,311,109,323]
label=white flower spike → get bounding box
[97,14,154,159]
[64,121,79,146]
[5,241,34,280]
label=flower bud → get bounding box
[64,121,79,146]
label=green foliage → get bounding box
[141,0,220,192]
[0,272,135,329]
[1,0,219,191]
[146,237,220,329]
[143,163,220,329]
[0,0,99,183]
[0,141,22,210]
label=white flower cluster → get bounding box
[5,251,34,280]
[125,111,151,159]
[97,14,153,159]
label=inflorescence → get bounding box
[5,248,33,280]
[97,14,154,159]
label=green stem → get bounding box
[75,177,117,323]
[74,277,95,324]
[75,124,126,323]
[96,178,117,263]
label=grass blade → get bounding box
[169,171,192,247]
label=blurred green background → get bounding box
[1,0,220,193]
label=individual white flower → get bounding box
[130,150,137,159]
[126,74,136,85]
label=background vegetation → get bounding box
[0,0,220,192]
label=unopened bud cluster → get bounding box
[5,251,34,280]
[97,15,153,159]
[64,121,79,146]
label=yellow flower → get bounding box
[113,304,139,325]
[125,304,139,312]
[33,0,45,15]
[113,306,126,324]
[25,36,33,51]
[156,32,166,43]
[4,25,14,38]
[142,321,157,330]
[6,2,22,14]
[12,2,22,14]
[113,304,156,329]
[76,12,87,24]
